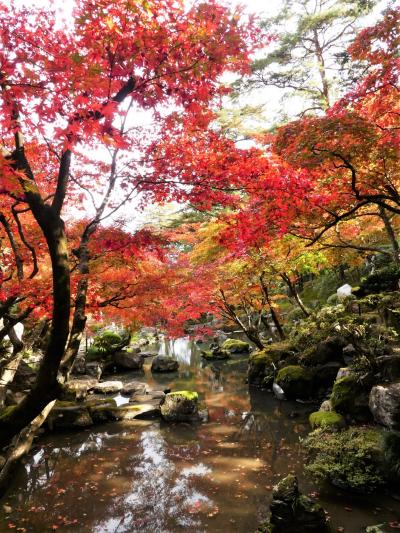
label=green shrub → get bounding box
[303,427,385,492]
[290,303,396,361]
[87,329,128,360]
[357,265,400,296]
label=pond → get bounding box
[1,338,399,532]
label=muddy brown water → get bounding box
[1,338,399,532]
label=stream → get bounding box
[1,338,399,532]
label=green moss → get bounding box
[221,339,250,353]
[201,349,230,360]
[168,391,198,401]
[276,365,314,400]
[330,375,360,414]
[277,365,310,382]
[249,350,273,364]
[309,411,345,431]
[303,427,385,492]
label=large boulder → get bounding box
[247,342,296,388]
[330,375,371,421]
[85,398,117,423]
[160,391,199,422]
[113,350,144,370]
[313,362,342,395]
[151,355,179,373]
[221,339,250,354]
[369,383,400,429]
[314,336,346,365]
[248,351,274,387]
[258,475,329,533]
[275,365,314,400]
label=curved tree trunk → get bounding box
[0,148,71,449]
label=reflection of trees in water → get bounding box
[98,430,213,533]
[158,337,201,366]
[20,431,111,497]
[234,393,307,476]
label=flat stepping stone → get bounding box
[130,393,164,405]
[110,403,160,420]
[93,381,123,394]
[122,381,148,395]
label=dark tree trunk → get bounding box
[379,206,400,265]
[259,276,286,340]
[0,150,71,449]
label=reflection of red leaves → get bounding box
[7,525,16,530]
[389,522,400,529]
[188,500,202,514]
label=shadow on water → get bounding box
[1,338,399,532]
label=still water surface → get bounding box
[1,338,399,532]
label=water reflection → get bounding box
[157,337,200,366]
[100,430,213,533]
[2,339,400,533]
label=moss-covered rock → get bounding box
[258,475,330,533]
[248,350,274,387]
[309,411,345,431]
[275,365,314,400]
[330,375,370,420]
[221,339,250,353]
[247,342,296,387]
[201,348,230,361]
[303,427,385,492]
[85,398,117,423]
[48,402,93,430]
[160,390,199,422]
